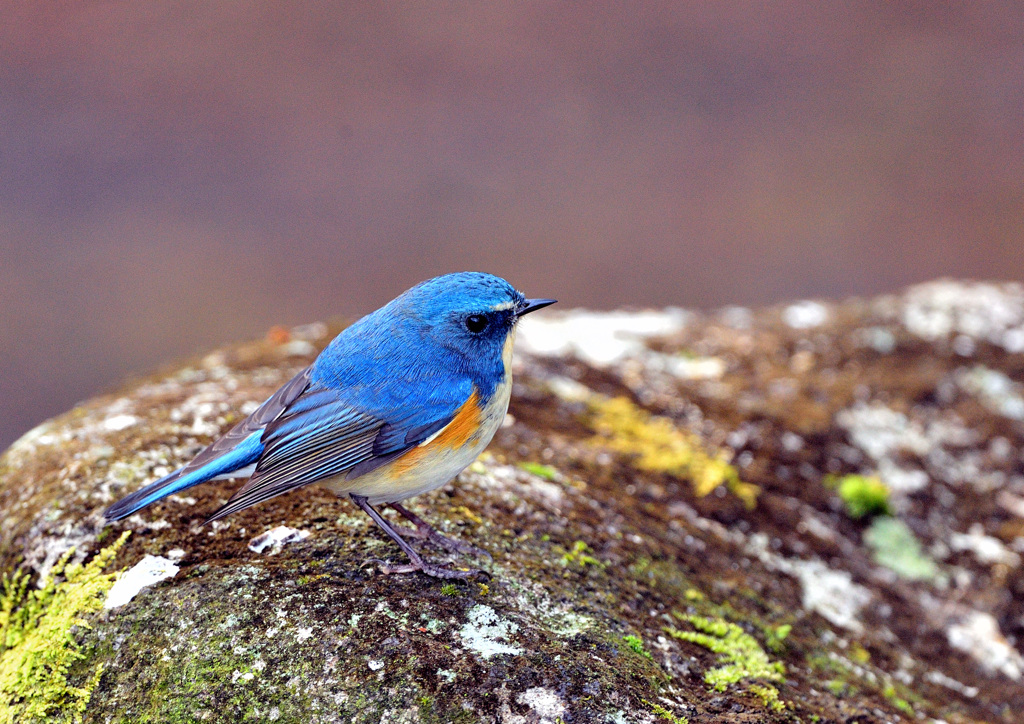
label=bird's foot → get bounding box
[389,503,492,559]
[367,557,489,581]
[419,528,490,558]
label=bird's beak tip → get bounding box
[517,298,557,317]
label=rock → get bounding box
[1,279,1023,722]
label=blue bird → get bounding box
[104,272,555,579]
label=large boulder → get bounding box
[1,280,1022,723]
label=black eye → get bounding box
[464,314,489,333]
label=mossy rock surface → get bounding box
[2,280,1023,722]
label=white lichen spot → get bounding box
[956,366,1024,420]
[718,305,752,329]
[608,710,657,724]
[459,604,523,658]
[783,300,829,329]
[279,340,317,357]
[947,610,1024,680]
[793,560,872,632]
[835,402,975,494]
[231,670,256,684]
[948,525,1021,567]
[436,668,457,683]
[517,309,689,366]
[545,376,593,403]
[855,326,896,354]
[104,555,180,609]
[923,669,979,698]
[296,626,314,642]
[746,534,871,632]
[515,687,567,723]
[248,525,311,554]
[902,281,1024,351]
[367,659,385,671]
[292,321,328,341]
[103,414,138,432]
[648,353,726,380]
[836,403,930,463]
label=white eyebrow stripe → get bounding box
[490,301,517,311]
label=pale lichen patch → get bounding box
[458,605,522,658]
[946,610,1024,680]
[104,554,180,609]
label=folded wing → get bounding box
[204,379,472,522]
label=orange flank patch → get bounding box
[389,390,482,477]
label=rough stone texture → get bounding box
[2,280,1024,723]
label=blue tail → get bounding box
[104,432,264,521]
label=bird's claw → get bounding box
[369,558,489,581]
[426,530,491,560]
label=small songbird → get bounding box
[104,272,555,579]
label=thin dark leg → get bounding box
[389,502,491,559]
[350,494,486,580]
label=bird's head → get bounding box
[396,272,555,364]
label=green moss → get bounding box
[863,517,940,581]
[882,684,914,716]
[665,614,784,692]
[627,557,693,603]
[560,541,604,569]
[517,462,559,480]
[748,683,785,713]
[622,635,653,660]
[848,642,870,665]
[440,583,459,596]
[762,623,792,655]
[0,531,130,724]
[826,679,851,697]
[826,474,890,519]
[588,396,759,509]
[642,698,689,723]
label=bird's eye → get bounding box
[464,314,489,333]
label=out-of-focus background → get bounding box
[2,3,1022,449]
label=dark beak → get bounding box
[517,298,557,317]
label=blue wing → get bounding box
[204,375,474,521]
[103,366,314,521]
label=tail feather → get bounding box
[104,432,264,521]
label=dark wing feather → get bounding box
[205,392,383,521]
[147,365,313,493]
[204,376,472,523]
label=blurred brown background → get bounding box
[1,2,1023,449]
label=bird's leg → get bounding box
[388,502,490,559]
[350,494,487,580]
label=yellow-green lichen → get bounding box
[825,474,890,519]
[642,698,689,723]
[517,462,559,480]
[588,396,758,508]
[748,683,785,713]
[665,614,785,695]
[0,531,130,724]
